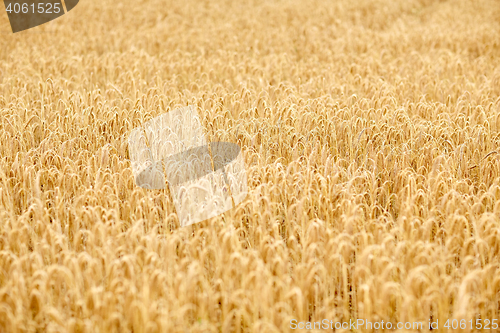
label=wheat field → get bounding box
[1,0,500,332]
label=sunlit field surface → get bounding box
[1,0,500,332]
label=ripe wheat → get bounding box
[0,0,500,332]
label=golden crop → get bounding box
[0,0,500,332]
